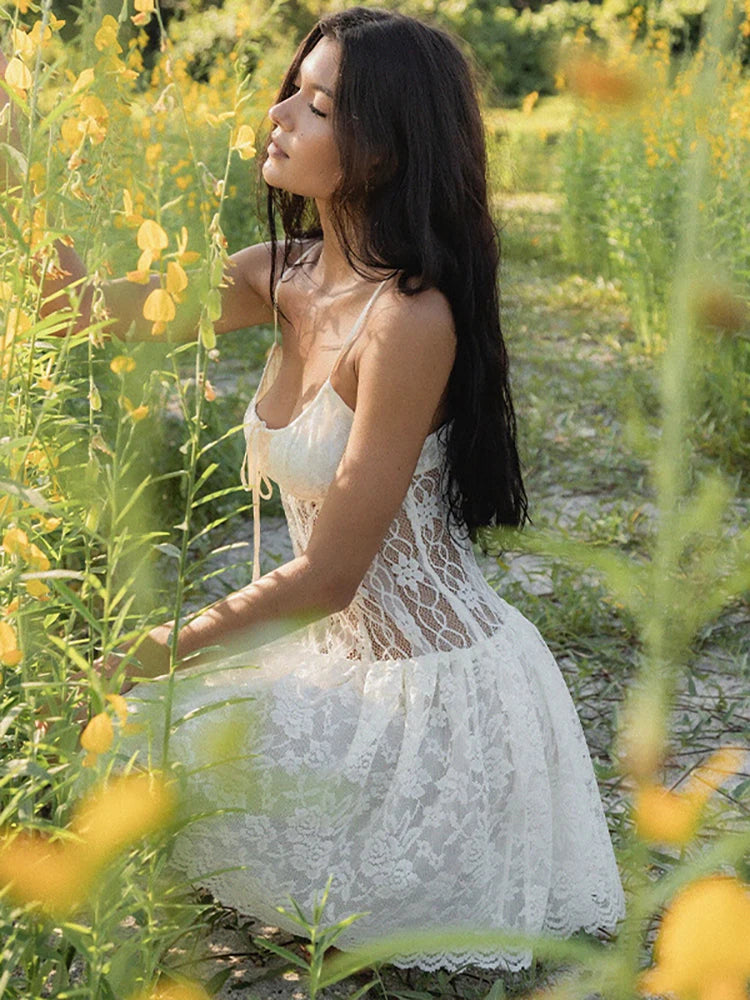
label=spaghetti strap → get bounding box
[338,280,389,355]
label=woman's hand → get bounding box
[90,626,172,696]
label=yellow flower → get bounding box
[24,578,50,600]
[639,876,750,1000]
[94,16,122,53]
[176,226,200,266]
[143,288,176,324]
[0,621,22,667]
[110,355,137,375]
[26,542,50,572]
[72,67,95,94]
[121,188,143,226]
[3,527,30,559]
[38,516,62,533]
[132,0,156,26]
[127,269,151,284]
[5,57,33,92]
[11,28,35,61]
[231,124,256,160]
[137,220,169,258]
[166,261,188,298]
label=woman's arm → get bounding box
[125,286,457,681]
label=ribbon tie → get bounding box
[240,421,274,583]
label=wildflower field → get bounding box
[0,0,748,997]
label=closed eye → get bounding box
[290,81,329,118]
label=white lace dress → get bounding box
[123,271,626,971]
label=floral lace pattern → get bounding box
[123,286,625,970]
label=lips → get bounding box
[268,138,289,159]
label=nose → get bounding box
[268,96,293,130]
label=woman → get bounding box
[2,6,625,970]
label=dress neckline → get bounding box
[253,349,354,432]
[254,276,389,432]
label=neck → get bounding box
[313,200,368,293]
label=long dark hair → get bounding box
[264,7,528,538]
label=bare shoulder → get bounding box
[228,239,318,307]
[364,283,456,368]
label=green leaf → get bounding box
[254,937,309,970]
[484,979,507,1000]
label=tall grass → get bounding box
[0,1,748,998]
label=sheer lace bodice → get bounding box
[243,333,505,661]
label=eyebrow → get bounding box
[294,72,334,99]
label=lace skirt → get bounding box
[121,600,625,972]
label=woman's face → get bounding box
[263,36,342,200]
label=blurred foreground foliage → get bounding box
[0,0,748,996]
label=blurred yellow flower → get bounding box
[0,621,22,667]
[0,830,89,916]
[639,876,750,1000]
[106,692,129,725]
[565,54,645,106]
[110,355,137,375]
[522,91,539,116]
[94,16,122,53]
[129,404,150,421]
[232,124,256,160]
[143,288,176,324]
[80,711,113,766]
[0,772,176,916]
[5,57,33,92]
[131,976,212,1000]
[634,747,745,846]
[71,772,176,864]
